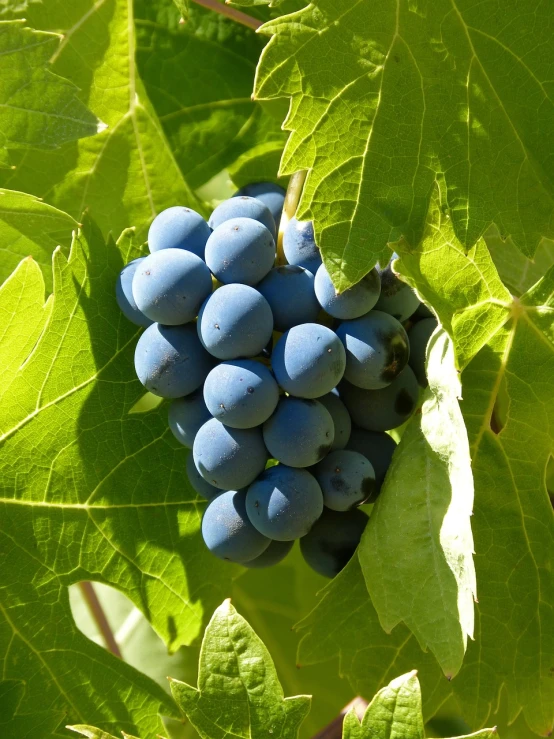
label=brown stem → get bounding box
[312,697,369,739]
[188,0,263,30]
[78,581,122,659]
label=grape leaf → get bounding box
[0,0,203,241]
[69,727,141,739]
[242,0,554,290]
[228,140,288,189]
[135,0,286,190]
[297,205,554,736]
[485,227,554,297]
[170,599,311,739]
[232,546,353,737]
[0,219,240,737]
[360,330,476,679]
[342,671,497,739]
[0,188,77,289]
[0,20,101,156]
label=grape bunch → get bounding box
[116,182,437,578]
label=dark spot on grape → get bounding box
[395,389,415,416]
[247,386,255,394]
[361,476,376,502]
[214,323,220,330]
[330,475,348,493]
[327,348,332,353]
[145,270,151,276]
[233,226,239,231]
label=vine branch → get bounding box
[188,0,263,31]
[78,581,122,659]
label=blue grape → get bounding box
[186,453,219,500]
[193,418,268,490]
[116,258,153,328]
[263,397,334,467]
[134,323,213,398]
[282,218,322,274]
[272,323,346,398]
[339,365,419,432]
[313,450,375,511]
[203,360,279,429]
[318,390,351,450]
[148,206,211,259]
[168,389,211,448]
[300,507,368,578]
[197,284,273,360]
[375,253,420,321]
[242,539,294,569]
[202,489,270,562]
[235,182,286,226]
[205,218,275,286]
[257,265,320,332]
[408,317,437,386]
[209,196,276,238]
[346,427,396,500]
[245,465,323,540]
[336,310,409,389]
[314,265,381,319]
[132,248,212,325]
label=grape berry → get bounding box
[117,182,435,577]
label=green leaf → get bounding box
[0,20,101,156]
[68,727,141,739]
[0,219,239,736]
[228,140,288,189]
[173,0,187,19]
[342,672,497,739]
[485,226,554,297]
[0,188,77,289]
[360,330,476,678]
[247,0,554,289]
[297,213,554,735]
[232,546,353,737]
[396,190,512,370]
[0,0,203,241]
[135,0,286,190]
[170,599,311,739]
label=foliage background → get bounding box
[0,1,552,738]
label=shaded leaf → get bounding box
[170,599,311,739]
[228,140,287,189]
[0,188,77,289]
[0,0,202,241]
[360,330,476,678]
[135,0,286,190]
[0,20,101,156]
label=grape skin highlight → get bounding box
[202,489,271,563]
[197,284,274,360]
[193,418,268,490]
[115,258,153,328]
[336,310,409,390]
[132,248,212,325]
[272,323,346,399]
[148,206,211,259]
[246,465,324,540]
[203,360,279,429]
[205,217,275,287]
[134,323,213,398]
[315,264,381,319]
[263,397,334,467]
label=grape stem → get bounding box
[276,170,307,264]
[78,581,122,659]
[188,0,262,30]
